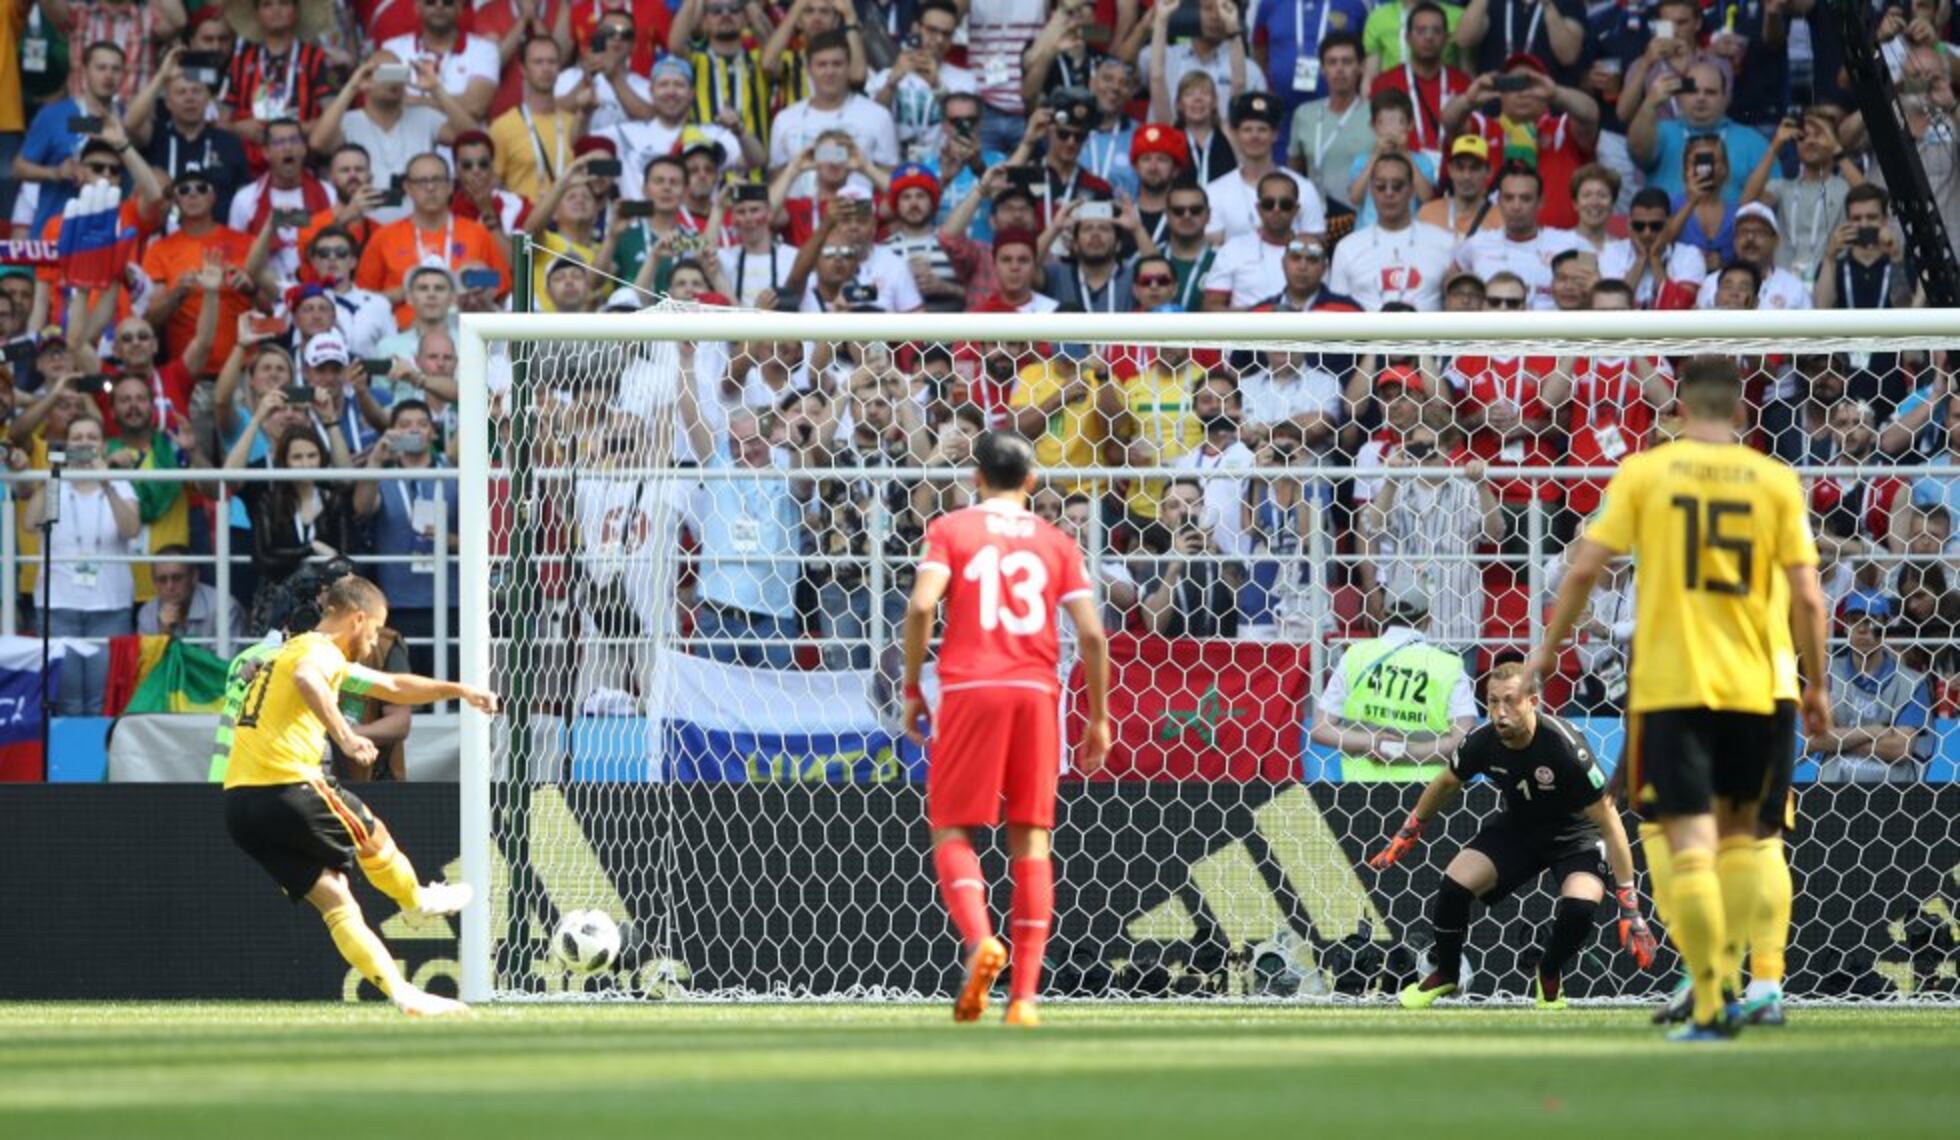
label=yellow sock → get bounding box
[1751,836,1792,988]
[358,840,424,912]
[1715,836,1763,993]
[1639,822,1673,927]
[1668,848,1726,1026]
[323,902,407,1000]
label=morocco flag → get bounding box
[1068,635,1310,782]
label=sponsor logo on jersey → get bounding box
[1534,765,1555,787]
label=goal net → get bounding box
[456,306,1960,1005]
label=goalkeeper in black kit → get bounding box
[1369,663,1658,1007]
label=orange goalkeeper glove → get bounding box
[1368,813,1423,869]
[1617,885,1657,969]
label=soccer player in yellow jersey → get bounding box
[1531,356,1832,1042]
[225,575,500,1018]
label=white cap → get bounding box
[1384,578,1430,618]
[1734,202,1779,235]
[302,330,349,368]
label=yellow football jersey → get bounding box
[224,632,378,787]
[1584,439,1817,715]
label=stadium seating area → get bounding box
[5,0,1960,783]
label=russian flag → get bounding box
[0,637,59,781]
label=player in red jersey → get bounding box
[901,431,1112,1028]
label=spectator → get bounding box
[140,166,260,367]
[1450,163,1584,309]
[1445,284,1558,539]
[1203,170,1308,310]
[1366,2,1469,159]
[1351,364,1438,506]
[1157,179,1219,312]
[1287,32,1373,214]
[311,55,476,193]
[1362,0,1465,75]
[1137,477,1245,638]
[1117,343,1208,527]
[1814,184,1916,312]
[1567,163,1617,253]
[1255,235,1358,314]
[1333,153,1456,310]
[720,185,797,309]
[1057,491,1140,628]
[975,229,1059,314]
[770,32,900,194]
[1628,58,1767,202]
[128,49,250,211]
[138,545,245,640]
[868,1,975,163]
[1694,203,1811,311]
[1441,51,1599,229]
[381,0,502,123]
[305,229,396,358]
[921,93,1008,240]
[1255,0,1370,123]
[1237,424,1315,639]
[1547,248,1597,311]
[1146,0,1264,113]
[304,144,397,251]
[1703,0,1791,135]
[1417,134,1499,236]
[676,341,811,669]
[350,401,458,677]
[966,0,1050,153]
[1129,253,1182,313]
[1601,185,1706,308]
[523,155,612,309]
[1007,92,1114,226]
[1345,89,1436,228]
[45,0,179,102]
[1357,423,1499,647]
[1006,343,1118,490]
[1308,578,1479,780]
[1545,279,1670,517]
[230,118,335,282]
[805,192,925,313]
[670,0,774,149]
[937,172,1043,310]
[15,41,127,233]
[355,152,511,308]
[221,0,333,148]
[1038,198,1152,313]
[1023,2,1110,114]
[605,58,748,194]
[1454,0,1586,82]
[1671,135,1740,268]
[1238,347,1343,455]
[27,384,140,715]
[224,409,356,625]
[1131,124,1192,248]
[1160,69,1239,185]
[1816,594,1934,784]
[102,373,204,602]
[1086,58,1144,197]
[879,164,965,312]
[1745,106,1862,285]
[1612,0,1701,129]
[760,0,865,105]
[487,35,585,202]
[1170,409,1259,560]
[1210,91,1327,242]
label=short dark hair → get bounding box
[1591,278,1635,305]
[82,40,126,67]
[807,30,852,60]
[152,543,193,559]
[1257,169,1297,198]
[332,142,372,165]
[1408,2,1448,27]
[1718,258,1763,295]
[1629,186,1672,214]
[308,225,357,256]
[973,430,1035,492]
[1497,161,1542,195]
[322,574,388,618]
[918,0,960,22]
[1369,88,1414,122]
[1846,183,1890,213]
[389,399,433,427]
[1372,151,1415,184]
[1319,30,1362,62]
[1678,354,1744,420]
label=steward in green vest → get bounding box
[1309,581,1478,782]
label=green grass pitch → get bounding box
[3,1004,1957,1139]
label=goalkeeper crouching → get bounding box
[1370,663,1657,1007]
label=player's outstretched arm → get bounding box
[349,666,501,714]
[1587,796,1657,968]
[1064,595,1111,774]
[900,568,950,746]
[1530,538,1616,683]
[1369,769,1462,869]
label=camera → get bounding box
[281,383,315,406]
[66,115,104,134]
[842,283,879,306]
[377,180,406,208]
[1077,200,1114,222]
[616,200,655,219]
[389,429,430,456]
[1676,78,1699,95]
[815,142,850,164]
[903,31,923,51]
[586,158,622,178]
[372,63,412,85]
[273,208,311,228]
[461,267,502,291]
[63,444,99,466]
[1857,225,1881,246]
[1493,75,1530,93]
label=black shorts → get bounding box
[1758,701,1799,835]
[1625,703,1790,820]
[225,778,381,900]
[1465,821,1608,904]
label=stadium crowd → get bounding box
[5,0,1960,781]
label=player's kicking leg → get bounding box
[1401,847,1499,1009]
[304,871,468,1017]
[931,826,1008,1023]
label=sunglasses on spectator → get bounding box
[457,157,493,171]
[312,246,354,259]
[175,180,212,196]
[84,161,121,176]
[1487,294,1527,309]
[117,329,155,342]
[1629,219,1666,233]
[1168,203,1207,217]
[1136,273,1175,287]
[1259,196,1298,211]
[707,1,742,11]
[821,245,857,258]
[1052,126,1087,141]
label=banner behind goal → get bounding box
[457,308,1960,1004]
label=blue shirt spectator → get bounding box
[1250,0,1372,120]
[18,40,127,232]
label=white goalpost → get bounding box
[456,307,1960,1005]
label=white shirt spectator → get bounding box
[866,62,978,162]
[1239,363,1344,430]
[1330,220,1458,310]
[1204,232,1291,309]
[769,95,901,199]
[340,104,450,197]
[554,69,656,136]
[605,120,741,200]
[719,243,799,308]
[229,179,341,282]
[1171,440,1258,554]
[44,480,138,612]
[1694,266,1814,311]
[968,0,1047,114]
[856,244,927,313]
[1600,238,1708,306]
[382,31,500,102]
[137,582,246,640]
[1368,474,1491,648]
[1204,167,1326,243]
[1452,227,1587,310]
[328,287,399,358]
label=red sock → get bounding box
[933,838,992,947]
[1009,856,1054,1002]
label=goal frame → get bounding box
[454,306,1960,1004]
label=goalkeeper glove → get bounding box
[1368,813,1423,869]
[1616,885,1657,969]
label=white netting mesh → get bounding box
[468,306,1960,1004]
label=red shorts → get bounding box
[926,684,1060,830]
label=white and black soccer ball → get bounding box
[552,909,622,973]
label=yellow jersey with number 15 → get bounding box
[224,632,380,788]
[1583,439,1818,715]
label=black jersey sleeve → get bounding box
[1448,724,1495,782]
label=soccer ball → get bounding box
[552,909,622,972]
